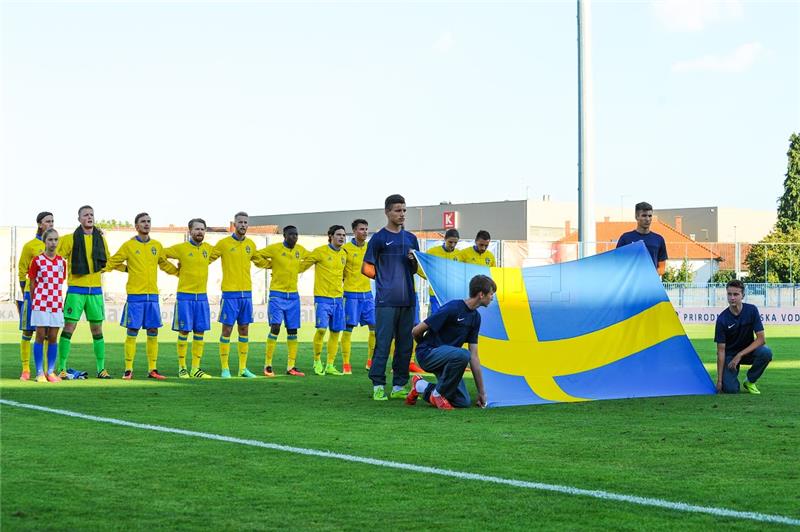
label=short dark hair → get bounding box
[283,225,298,234]
[469,275,497,297]
[444,229,460,239]
[385,194,406,211]
[134,212,149,225]
[475,230,491,241]
[36,211,53,224]
[726,279,745,294]
[635,202,653,214]
[78,205,93,216]
[328,224,346,237]
[352,219,368,230]
[188,218,206,230]
[234,211,249,220]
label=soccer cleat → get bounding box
[20,370,30,381]
[36,373,47,383]
[742,380,761,395]
[239,368,257,378]
[429,393,454,410]
[178,368,190,379]
[287,367,305,377]
[405,374,424,405]
[263,365,276,377]
[122,370,134,380]
[220,368,232,378]
[313,360,325,376]
[148,369,168,380]
[409,361,425,374]
[58,370,68,380]
[366,359,372,370]
[191,368,212,379]
[342,363,352,375]
[390,388,409,399]
[97,369,112,379]
[372,387,388,401]
[325,364,343,376]
[46,373,61,383]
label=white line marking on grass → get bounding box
[2,399,798,527]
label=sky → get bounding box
[1,0,798,228]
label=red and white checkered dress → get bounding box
[28,254,66,313]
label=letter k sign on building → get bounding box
[442,211,457,229]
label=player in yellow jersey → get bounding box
[341,219,375,374]
[300,225,347,376]
[457,230,496,267]
[17,211,54,380]
[423,228,461,315]
[208,212,270,378]
[164,218,214,379]
[258,225,308,377]
[57,205,116,379]
[103,213,178,380]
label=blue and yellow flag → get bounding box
[416,241,715,407]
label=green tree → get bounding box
[744,227,800,283]
[662,259,695,283]
[777,133,800,232]
[709,269,737,283]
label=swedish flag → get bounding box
[416,241,715,407]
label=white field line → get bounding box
[2,399,798,527]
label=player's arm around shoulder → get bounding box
[157,244,179,276]
[102,240,129,273]
[208,239,224,263]
[299,246,320,273]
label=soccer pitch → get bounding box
[1,323,798,530]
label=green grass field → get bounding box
[1,322,798,530]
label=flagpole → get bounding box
[577,0,596,258]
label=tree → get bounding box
[709,269,737,283]
[662,259,695,283]
[777,133,800,232]
[743,226,800,283]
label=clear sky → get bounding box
[2,0,798,228]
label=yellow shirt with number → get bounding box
[259,242,308,293]
[209,234,270,292]
[457,246,496,267]
[342,239,371,293]
[104,237,178,294]
[301,244,346,298]
[164,240,214,294]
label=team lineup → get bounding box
[17,197,772,408]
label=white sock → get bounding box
[392,385,404,392]
[432,389,441,398]
[374,385,383,391]
[415,379,428,393]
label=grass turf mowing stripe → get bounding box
[2,398,798,527]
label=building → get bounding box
[654,206,775,243]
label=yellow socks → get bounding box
[286,335,299,370]
[146,333,158,372]
[191,334,205,371]
[219,335,231,370]
[237,336,249,373]
[124,333,137,371]
[265,334,278,367]
[326,331,341,365]
[177,334,188,369]
[341,330,352,366]
[313,329,326,362]
[367,329,376,364]
[20,334,32,372]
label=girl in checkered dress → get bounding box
[27,228,67,383]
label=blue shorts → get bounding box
[315,296,345,332]
[121,294,163,330]
[344,291,375,327]
[268,291,301,329]
[172,293,211,333]
[219,291,253,326]
[18,293,33,332]
[429,295,442,316]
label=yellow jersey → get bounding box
[57,232,112,288]
[457,246,496,267]
[164,240,214,294]
[104,237,178,295]
[342,239,371,293]
[18,236,45,293]
[209,234,270,293]
[259,242,308,293]
[301,244,346,298]
[421,244,460,295]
